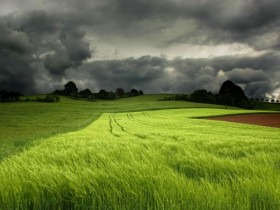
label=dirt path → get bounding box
[208,114,280,128]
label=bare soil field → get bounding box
[208,113,280,128]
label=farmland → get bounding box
[0,96,280,209]
[0,95,225,160]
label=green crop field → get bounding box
[0,96,279,209]
[0,95,227,160]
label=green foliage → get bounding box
[190,89,216,104]
[55,81,144,100]
[64,81,78,96]
[0,90,21,102]
[162,81,256,109]
[0,109,279,209]
[219,80,253,109]
[30,95,60,102]
[42,94,60,102]
[79,89,94,100]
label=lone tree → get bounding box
[219,80,249,108]
[64,81,78,96]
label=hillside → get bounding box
[0,95,227,160]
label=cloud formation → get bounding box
[0,10,91,93]
[0,0,279,99]
[64,53,279,100]
[0,23,35,92]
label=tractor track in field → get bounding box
[110,114,142,139]
[109,115,120,137]
[126,113,159,127]
[112,114,126,132]
[111,112,191,141]
[110,114,151,139]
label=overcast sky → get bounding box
[0,0,279,99]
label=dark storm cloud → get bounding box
[5,10,58,35]
[0,10,91,93]
[44,27,91,75]
[0,21,32,53]
[225,68,268,83]
[75,55,168,92]
[61,0,280,50]
[5,11,91,75]
[2,0,280,50]
[0,0,280,99]
[189,0,280,31]
[155,0,280,50]
[66,52,279,100]
[167,53,279,98]
[0,23,36,93]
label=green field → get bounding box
[0,95,226,160]
[0,96,279,209]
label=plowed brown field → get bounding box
[208,113,280,128]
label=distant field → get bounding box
[0,108,279,209]
[0,95,227,160]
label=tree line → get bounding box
[0,90,61,103]
[0,90,22,102]
[54,81,144,100]
[161,80,259,109]
[0,81,144,102]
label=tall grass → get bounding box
[0,108,279,209]
[0,95,227,160]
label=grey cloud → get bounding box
[0,23,35,93]
[226,68,268,83]
[76,55,168,91]
[5,11,58,34]
[0,0,280,99]
[0,10,91,93]
[168,53,279,97]
[5,0,277,52]
[244,81,274,99]
[191,0,280,32]
[44,27,91,75]
[3,0,280,50]
[92,0,280,50]
[61,52,279,100]
[0,23,31,54]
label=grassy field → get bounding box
[0,96,279,209]
[0,106,280,209]
[0,95,227,160]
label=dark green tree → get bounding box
[64,81,78,96]
[219,80,248,107]
[115,88,125,97]
[190,89,216,104]
[79,89,92,98]
[97,89,109,99]
[130,89,139,96]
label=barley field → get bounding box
[0,108,279,209]
[0,95,226,160]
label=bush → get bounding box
[36,95,60,103]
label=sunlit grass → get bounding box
[0,95,227,160]
[0,108,279,209]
